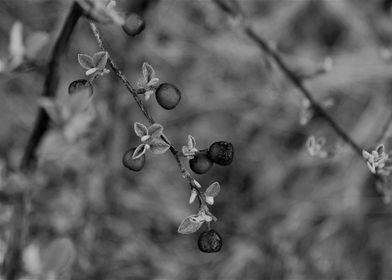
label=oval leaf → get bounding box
[93,51,108,70]
[40,237,75,275]
[205,182,220,197]
[134,122,148,138]
[77,54,94,70]
[142,62,156,83]
[188,135,196,149]
[149,138,170,155]
[177,215,203,234]
[148,123,163,139]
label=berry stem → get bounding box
[213,0,363,159]
[89,22,208,209]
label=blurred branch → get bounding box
[2,3,83,280]
[20,2,83,171]
[88,22,209,210]
[213,0,363,158]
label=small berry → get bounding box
[122,148,145,171]
[208,141,234,166]
[122,14,145,37]
[198,229,222,253]
[189,152,213,174]
[155,83,181,110]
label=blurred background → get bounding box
[1,0,392,279]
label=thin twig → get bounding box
[89,22,205,202]
[213,0,363,158]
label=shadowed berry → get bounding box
[208,141,234,166]
[122,148,145,171]
[198,229,222,253]
[189,152,213,174]
[155,83,181,110]
[122,14,145,37]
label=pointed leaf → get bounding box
[148,123,163,139]
[205,182,220,197]
[187,135,196,149]
[142,62,156,82]
[177,215,203,234]
[362,150,371,160]
[132,144,148,159]
[93,51,108,70]
[377,144,385,155]
[134,122,148,138]
[189,189,197,204]
[78,54,94,69]
[149,138,170,154]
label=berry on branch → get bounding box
[208,141,234,166]
[155,83,182,110]
[189,152,213,174]
[198,229,222,253]
[122,147,145,171]
[122,13,145,37]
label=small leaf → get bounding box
[205,196,214,205]
[93,51,108,69]
[189,189,197,204]
[68,79,93,96]
[134,122,148,138]
[78,54,94,69]
[40,237,75,275]
[205,182,220,197]
[9,21,25,68]
[148,123,163,139]
[177,215,203,234]
[149,138,170,154]
[377,144,385,155]
[362,150,371,160]
[132,144,148,159]
[188,135,196,149]
[86,67,98,76]
[142,62,156,83]
[147,77,159,87]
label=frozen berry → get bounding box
[189,152,213,174]
[155,83,181,110]
[122,14,145,37]
[122,148,145,171]
[198,229,222,253]
[208,141,234,166]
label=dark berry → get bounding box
[122,148,145,171]
[198,229,222,253]
[208,141,234,166]
[189,152,213,174]
[68,79,93,96]
[122,14,145,37]
[155,83,181,110]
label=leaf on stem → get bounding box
[77,54,94,69]
[177,215,203,234]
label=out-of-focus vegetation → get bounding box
[2,0,392,279]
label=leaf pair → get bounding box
[77,0,124,25]
[137,63,160,100]
[132,122,170,159]
[182,135,198,159]
[78,51,109,78]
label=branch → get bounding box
[89,22,207,205]
[20,2,83,171]
[213,0,363,158]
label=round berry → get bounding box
[208,141,234,166]
[155,83,181,110]
[122,14,145,37]
[189,152,213,174]
[198,229,222,253]
[122,148,145,171]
